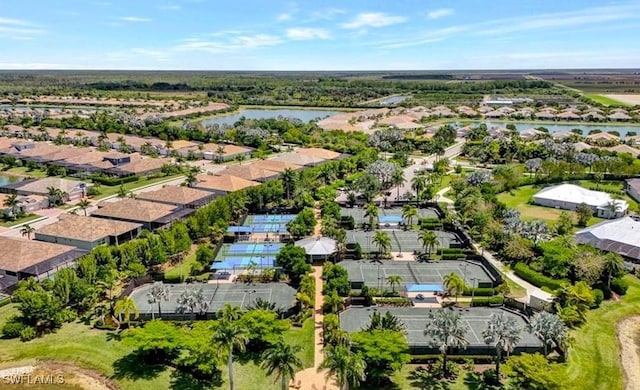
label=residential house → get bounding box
[91,198,193,230]
[0,177,90,201]
[135,186,216,209]
[191,173,260,196]
[625,178,640,203]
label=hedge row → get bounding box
[440,248,464,254]
[91,174,139,186]
[0,297,12,309]
[513,263,567,291]
[442,254,465,260]
[462,287,496,297]
[374,297,413,307]
[471,296,504,307]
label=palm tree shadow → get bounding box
[169,370,223,390]
[113,352,166,380]
[105,331,121,342]
[463,372,502,390]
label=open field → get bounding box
[564,275,640,390]
[0,304,314,390]
[602,94,640,106]
[585,94,632,107]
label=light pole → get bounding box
[377,263,382,291]
[470,277,478,301]
[462,263,468,286]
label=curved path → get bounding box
[618,316,640,390]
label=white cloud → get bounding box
[157,4,182,11]
[427,8,454,19]
[277,13,292,21]
[309,8,345,21]
[0,17,32,26]
[342,12,406,29]
[0,17,44,39]
[174,34,282,53]
[119,16,151,23]
[286,27,330,40]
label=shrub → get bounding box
[513,263,567,291]
[592,289,604,308]
[471,296,504,307]
[0,297,11,308]
[91,174,139,186]
[1,316,25,339]
[462,287,496,297]
[440,248,464,255]
[59,309,77,323]
[611,278,629,296]
[374,297,413,307]
[19,326,37,342]
[442,253,465,260]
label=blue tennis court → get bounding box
[249,214,296,223]
[229,243,283,254]
[227,224,288,234]
[211,255,276,270]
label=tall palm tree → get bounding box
[213,319,249,390]
[281,168,297,200]
[387,275,403,293]
[418,230,439,259]
[318,345,366,390]
[443,272,466,303]
[482,312,522,379]
[77,199,91,216]
[527,311,569,357]
[423,309,469,376]
[216,145,226,163]
[603,253,624,289]
[261,340,303,390]
[411,175,428,205]
[184,170,198,187]
[114,297,139,328]
[2,193,20,219]
[20,224,35,240]
[401,205,418,229]
[391,168,405,202]
[372,230,391,257]
[146,281,170,320]
[219,303,243,321]
[324,291,345,314]
[364,203,379,231]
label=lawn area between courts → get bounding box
[564,275,640,390]
[0,304,314,390]
[497,185,602,226]
[163,251,199,281]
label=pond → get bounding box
[200,108,345,127]
[378,95,409,105]
[0,174,22,187]
[480,121,640,137]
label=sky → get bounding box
[1,0,640,70]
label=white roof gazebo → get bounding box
[295,236,337,260]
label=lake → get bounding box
[0,174,22,187]
[480,121,640,137]
[201,108,345,127]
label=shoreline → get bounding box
[617,315,640,390]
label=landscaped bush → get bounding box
[91,174,139,186]
[592,289,604,308]
[1,316,25,339]
[19,326,37,342]
[440,248,464,255]
[374,297,413,307]
[471,296,504,307]
[611,278,629,296]
[462,287,496,297]
[514,263,567,291]
[441,253,465,260]
[0,297,11,308]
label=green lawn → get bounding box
[585,94,631,107]
[2,166,48,178]
[163,252,199,281]
[94,175,184,199]
[0,304,314,390]
[0,214,42,228]
[564,275,640,390]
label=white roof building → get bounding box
[295,236,337,259]
[533,184,628,219]
[575,217,640,260]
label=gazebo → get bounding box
[295,236,337,261]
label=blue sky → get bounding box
[1,0,639,70]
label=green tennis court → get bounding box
[346,230,458,253]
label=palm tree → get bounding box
[387,275,403,293]
[261,340,303,390]
[372,230,391,258]
[20,224,35,240]
[215,145,226,163]
[411,175,428,205]
[77,199,91,216]
[324,291,344,314]
[443,272,466,303]
[482,312,522,379]
[146,281,170,320]
[114,297,139,327]
[209,223,226,244]
[364,203,379,231]
[213,319,249,390]
[219,303,243,321]
[603,253,624,289]
[318,345,366,390]
[401,205,418,229]
[184,170,198,187]
[2,193,20,219]
[423,309,469,376]
[281,168,297,200]
[391,168,405,202]
[527,311,569,357]
[418,230,439,259]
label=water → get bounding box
[201,108,345,127]
[480,121,640,137]
[0,174,22,187]
[378,95,409,105]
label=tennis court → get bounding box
[341,207,439,225]
[245,214,296,224]
[340,259,494,288]
[223,243,283,254]
[130,282,296,317]
[340,307,542,351]
[211,255,276,270]
[228,224,288,234]
[346,230,458,253]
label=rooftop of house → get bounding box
[135,185,214,205]
[296,147,343,160]
[626,178,640,193]
[193,173,260,192]
[535,183,628,210]
[92,198,178,222]
[222,164,281,181]
[0,236,80,273]
[201,143,254,156]
[8,177,88,194]
[587,132,620,141]
[36,214,142,242]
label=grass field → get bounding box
[585,94,630,107]
[163,252,199,281]
[2,167,48,178]
[94,174,183,199]
[564,275,640,390]
[0,214,42,228]
[0,304,314,390]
